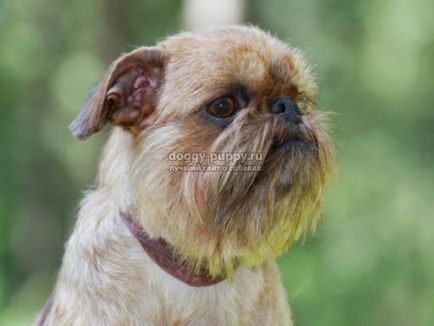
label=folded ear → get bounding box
[69,47,165,140]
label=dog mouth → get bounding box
[257,133,316,197]
[270,138,306,152]
[268,132,314,157]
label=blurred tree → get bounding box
[1,0,433,325]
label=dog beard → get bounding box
[129,107,334,278]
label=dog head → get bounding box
[71,26,334,277]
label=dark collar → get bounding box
[120,212,226,287]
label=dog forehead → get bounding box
[157,27,315,114]
[165,28,290,81]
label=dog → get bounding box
[35,25,334,325]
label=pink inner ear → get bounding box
[130,67,161,104]
[133,75,149,89]
[134,67,161,90]
[130,72,149,104]
[108,67,161,127]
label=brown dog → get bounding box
[35,25,334,325]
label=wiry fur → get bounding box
[35,26,334,325]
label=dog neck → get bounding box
[120,212,226,287]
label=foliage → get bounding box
[1,0,433,325]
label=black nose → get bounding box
[271,98,302,124]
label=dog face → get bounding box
[70,26,334,277]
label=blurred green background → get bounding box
[0,0,433,325]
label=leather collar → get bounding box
[120,212,226,287]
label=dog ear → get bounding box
[69,47,165,140]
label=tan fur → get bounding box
[35,26,334,325]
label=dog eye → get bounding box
[206,97,238,118]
